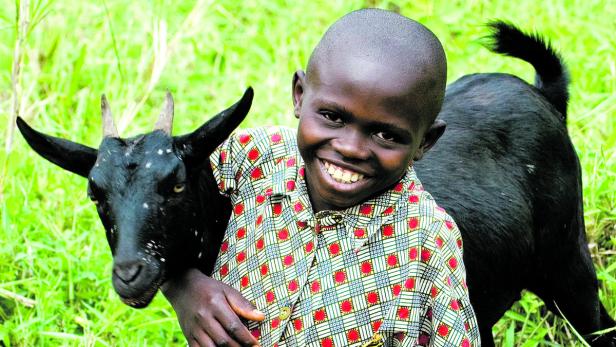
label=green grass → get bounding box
[0,0,614,345]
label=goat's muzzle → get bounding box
[111,253,163,308]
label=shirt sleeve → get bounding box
[400,217,480,347]
[209,128,268,196]
[209,131,241,195]
[209,126,297,196]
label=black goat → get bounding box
[17,22,614,345]
[415,22,615,346]
[17,89,250,307]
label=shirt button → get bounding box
[279,306,291,320]
[332,213,343,223]
[361,333,384,347]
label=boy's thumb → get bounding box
[225,289,265,321]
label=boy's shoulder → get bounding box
[212,126,300,194]
[231,126,297,148]
[400,168,459,231]
[231,126,298,169]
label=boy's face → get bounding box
[293,55,444,211]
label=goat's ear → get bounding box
[16,117,98,178]
[175,87,253,167]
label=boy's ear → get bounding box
[174,87,253,168]
[292,70,306,119]
[16,117,98,178]
[413,119,446,161]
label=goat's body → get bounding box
[413,23,615,345]
[415,65,614,346]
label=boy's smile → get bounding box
[293,54,444,212]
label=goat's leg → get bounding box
[477,323,495,347]
[469,289,519,347]
[531,237,615,346]
[595,305,616,346]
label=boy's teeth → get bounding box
[323,161,364,184]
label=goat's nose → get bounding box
[113,261,143,284]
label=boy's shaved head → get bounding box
[293,8,449,211]
[306,8,447,125]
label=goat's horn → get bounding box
[153,91,174,135]
[101,94,119,138]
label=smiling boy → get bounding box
[163,8,479,347]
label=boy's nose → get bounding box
[332,130,370,160]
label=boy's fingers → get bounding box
[209,303,260,346]
[225,288,265,321]
[190,331,216,347]
[203,309,251,347]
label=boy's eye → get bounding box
[374,131,397,142]
[320,111,343,124]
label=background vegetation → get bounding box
[0,0,614,345]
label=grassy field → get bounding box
[0,0,614,346]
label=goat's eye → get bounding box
[87,188,100,205]
[173,184,185,193]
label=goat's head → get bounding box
[17,88,253,307]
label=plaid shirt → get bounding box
[210,126,480,347]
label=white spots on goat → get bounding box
[145,162,152,169]
[526,164,536,174]
[145,240,163,259]
[166,148,172,154]
[160,258,166,263]
[194,229,198,237]
[198,252,202,259]
[143,202,149,209]
[157,149,164,155]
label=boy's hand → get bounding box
[161,268,265,347]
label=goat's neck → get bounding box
[191,158,231,275]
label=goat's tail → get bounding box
[486,21,569,121]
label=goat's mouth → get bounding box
[111,256,165,308]
[117,282,161,308]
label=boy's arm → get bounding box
[161,269,264,347]
[398,217,480,347]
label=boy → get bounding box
[163,8,480,347]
